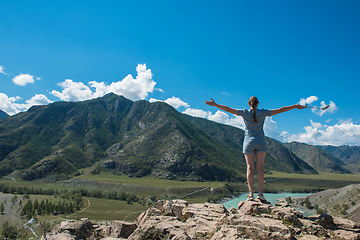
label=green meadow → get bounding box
[78,172,224,188]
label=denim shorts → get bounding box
[243,136,268,154]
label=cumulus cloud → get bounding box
[14,94,53,111]
[165,97,190,109]
[183,108,210,118]
[51,79,93,101]
[263,117,282,140]
[0,93,52,116]
[283,119,360,146]
[0,93,22,116]
[149,96,189,109]
[0,65,6,75]
[207,110,230,123]
[299,96,338,116]
[183,108,246,130]
[312,101,338,116]
[12,73,40,86]
[51,64,156,102]
[299,96,318,106]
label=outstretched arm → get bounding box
[205,98,237,115]
[272,104,305,116]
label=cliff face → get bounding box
[45,199,360,240]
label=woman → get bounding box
[205,97,304,202]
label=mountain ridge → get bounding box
[284,141,351,174]
[0,93,356,182]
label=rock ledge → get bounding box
[44,199,360,239]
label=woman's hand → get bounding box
[205,98,216,106]
[205,98,237,115]
[295,104,305,110]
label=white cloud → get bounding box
[310,119,322,129]
[12,73,39,86]
[283,119,360,146]
[149,98,160,103]
[183,108,210,118]
[149,96,189,109]
[207,110,230,123]
[264,117,281,139]
[0,93,22,115]
[0,93,52,116]
[51,79,93,101]
[13,94,53,111]
[183,108,246,130]
[299,96,318,106]
[0,66,6,75]
[51,64,156,102]
[312,101,338,116]
[178,97,247,129]
[299,96,338,116]
[164,97,190,109]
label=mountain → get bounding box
[0,110,9,119]
[0,93,317,181]
[183,115,317,174]
[317,145,360,165]
[317,145,360,172]
[284,142,351,173]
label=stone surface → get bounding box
[43,199,360,240]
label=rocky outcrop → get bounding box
[21,158,57,180]
[44,199,360,239]
[44,218,137,240]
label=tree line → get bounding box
[0,183,149,205]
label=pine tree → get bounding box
[0,202,5,214]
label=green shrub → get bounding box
[139,227,169,240]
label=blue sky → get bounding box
[1,1,359,146]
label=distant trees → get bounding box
[21,198,77,219]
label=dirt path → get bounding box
[123,211,144,221]
[77,198,91,213]
[180,187,210,198]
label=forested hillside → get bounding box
[4,93,356,183]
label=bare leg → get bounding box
[244,153,255,196]
[256,152,266,194]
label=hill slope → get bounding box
[317,145,360,171]
[0,94,245,181]
[321,145,360,165]
[284,142,351,173]
[306,183,360,223]
[0,93,317,181]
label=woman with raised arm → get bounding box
[205,97,304,202]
